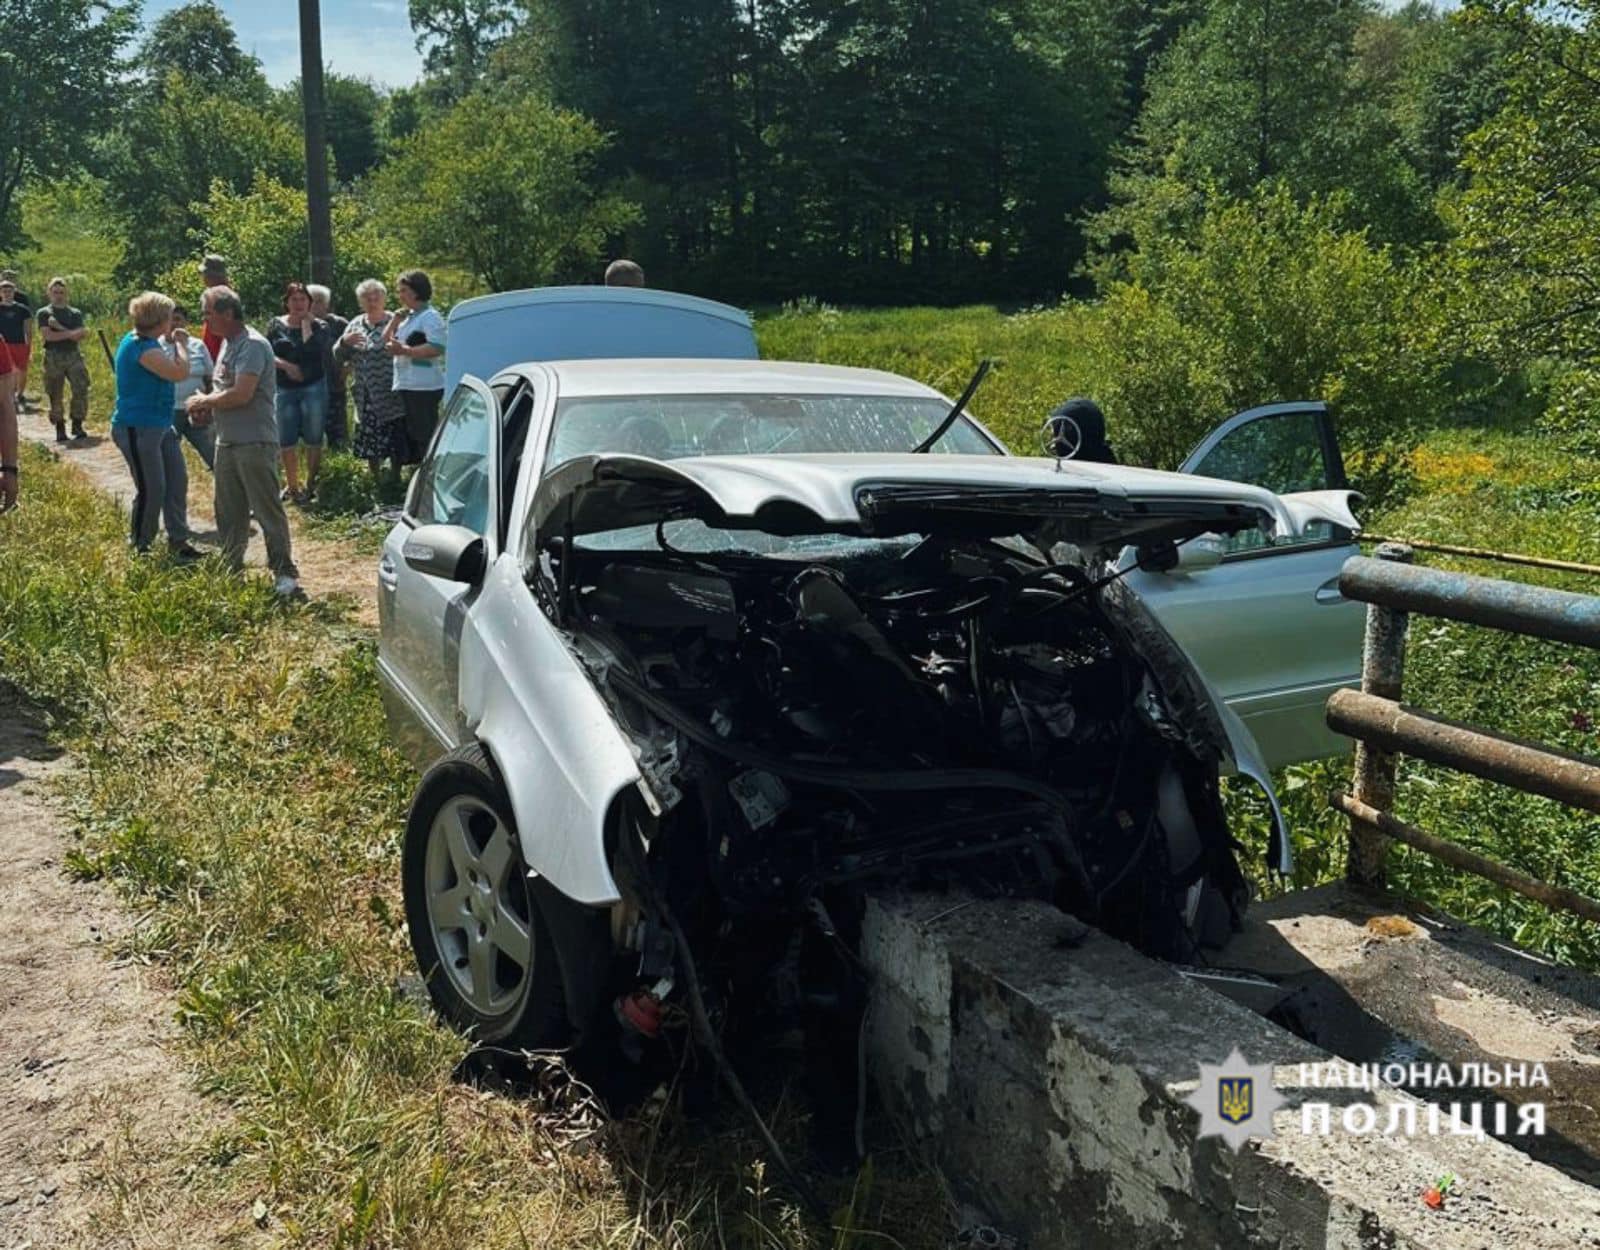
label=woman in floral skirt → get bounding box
[337,278,407,487]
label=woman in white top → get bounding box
[382,268,446,465]
[165,305,216,470]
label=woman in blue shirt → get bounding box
[113,292,201,559]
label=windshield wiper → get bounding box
[910,358,994,453]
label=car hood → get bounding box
[531,452,1357,549]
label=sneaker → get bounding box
[171,544,203,564]
[273,575,301,597]
[53,423,68,444]
[71,425,87,441]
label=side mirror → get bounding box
[1174,532,1226,573]
[402,523,487,585]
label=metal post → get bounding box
[298,0,335,289]
[1346,542,1413,887]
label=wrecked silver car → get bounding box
[378,349,1361,1113]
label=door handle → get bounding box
[378,556,399,590]
[1314,577,1344,605]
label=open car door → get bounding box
[1124,402,1363,769]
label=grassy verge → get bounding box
[0,445,942,1247]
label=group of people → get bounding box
[104,256,450,597]
[0,251,650,545]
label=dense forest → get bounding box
[1,0,1598,469]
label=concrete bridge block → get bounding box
[862,893,1600,1249]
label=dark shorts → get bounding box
[400,389,442,464]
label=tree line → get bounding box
[1,0,1597,463]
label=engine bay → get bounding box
[534,525,1259,1165]
[546,529,1251,958]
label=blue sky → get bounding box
[143,0,426,89]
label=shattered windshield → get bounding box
[546,392,1000,469]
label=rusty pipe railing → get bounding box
[1331,542,1600,923]
[1339,554,1600,649]
[1327,690,1600,814]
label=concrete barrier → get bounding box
[862,892,1600,1249]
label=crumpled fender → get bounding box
[458,559,632,905]
[1210,690,1293,876]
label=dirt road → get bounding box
[0,690,244,1249]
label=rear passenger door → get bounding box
[377,378,500,760]
[1126,403,1363,769]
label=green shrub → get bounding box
[1071,183,1446,495]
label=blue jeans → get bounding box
[277,378,328,448]
[172,407,216,470]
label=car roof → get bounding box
[497,357,948,401]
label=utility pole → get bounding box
[299,0,335,287]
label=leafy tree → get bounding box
[410,0,517,103]
[1353,3,1513,192]
[1094,0,1432,259]
[1443,2,1600,372]
[276,75,387,182]
[0,0,140,241]
[370,90,637,290]
[1076,183,1439,494]
[523,0,1131,301]
[101,73,305,285]
[138,0,270,102]
[379,84,431,154]
[154,175,404,321]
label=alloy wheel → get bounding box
[423,795,534,1017]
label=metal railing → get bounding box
[1328,542,1600,925]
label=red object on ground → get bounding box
[1422,1187,1444,1210]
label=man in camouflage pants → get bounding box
[37,278,91,441]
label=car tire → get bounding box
[403,743,568,1046]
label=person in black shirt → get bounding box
[308,284,349,450]
[37,278,91,441]
[266,281,330,502]
[0,341,16,511]
[0,279,33,414]
[0,269,32,312]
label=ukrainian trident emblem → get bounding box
[1184,1048,1286,1151]
[1219,1076,1253,1125]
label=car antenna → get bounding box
[910,358,994,453]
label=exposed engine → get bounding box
[547,528,1250,949]
[541,527,1255,1162]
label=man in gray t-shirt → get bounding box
[212,323,279,446]
[185,287,299,594]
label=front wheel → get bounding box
[402,744,567,1046]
